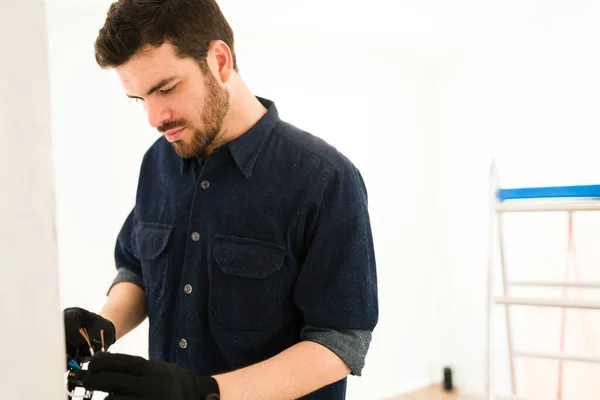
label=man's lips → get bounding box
[164,127,185,142]
[165,127,184,136]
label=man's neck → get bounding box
[228,92,268,139]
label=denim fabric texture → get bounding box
[111,97,378,399]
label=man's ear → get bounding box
[209,40,233,84]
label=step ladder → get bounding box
[485,161,600,400]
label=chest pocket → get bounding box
[134,222,174,308]
[209,234,286,330]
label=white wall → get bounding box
[436,2,600,398]
[0,1,65,398]
[47,4,155,362]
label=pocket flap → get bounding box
[213,234,286,279]
[135,222,173,260]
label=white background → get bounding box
[14,0,600,398]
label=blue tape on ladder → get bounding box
[497,185,600,201]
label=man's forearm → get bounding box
[212,340,351,400]
[100,282,147,340]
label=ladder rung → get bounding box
[493,396,533,400]
[496,201,600,212]
[515,350,600,364]
[509,280,600,289]
[495,296,600,309]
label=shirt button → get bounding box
[184,284,193,294]
[191,232,200,241]
[179,338,187,349]
[200,180,210,189]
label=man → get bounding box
[63,0,378,398]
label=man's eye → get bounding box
[161,85,177,94]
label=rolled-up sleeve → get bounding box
[108,267,144,294]
[294,161,379,375]
[107,208,144,295]
[301,326,372,376]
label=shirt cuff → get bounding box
[106,267,145,296]
[300,325,372,376]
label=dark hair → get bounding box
[94,0,238,72]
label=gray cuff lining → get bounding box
[107,267,145,296]
[300,326,372,376]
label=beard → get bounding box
[162,71,230,159]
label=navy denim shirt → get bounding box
[110,97,378,399]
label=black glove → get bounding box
[64,307,116,363]
[83,352,220,400]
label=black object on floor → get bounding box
[443,366,453,391]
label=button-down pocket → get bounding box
[210,234,286,330]
[134,222,174,308]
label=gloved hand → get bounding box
[83,352,220,400]
[64,307,116,363]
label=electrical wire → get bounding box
[65,370,88,399]
[68,360,82,370]
[79,328,94,356]
[67,328,103,399]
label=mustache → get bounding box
[158,119,186,133]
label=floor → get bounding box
[385,384,479,400]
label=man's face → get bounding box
[116,42,230,159]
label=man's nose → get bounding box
[145,98,172,129]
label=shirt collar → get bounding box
[179,97,279,176]
[225,97,279,179]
